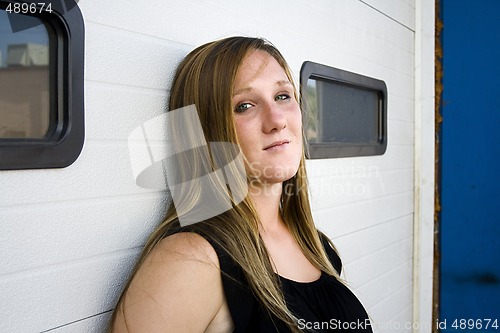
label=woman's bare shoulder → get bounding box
[154,231,220,265]
[112,232,225,332]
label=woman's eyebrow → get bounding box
[276,80,292,87]
[233,86,253,96]
[233,80,292,96]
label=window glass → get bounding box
[304,77,381,144]
[0,0,84,170]
[300,61,387,159]
[0,10,50,139]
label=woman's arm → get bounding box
[112,232,230,332]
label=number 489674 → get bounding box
[451,319,498,330]
[6,2,53,14]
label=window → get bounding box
[300,61,387,159]
[0,0,84,169]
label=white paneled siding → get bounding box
[0,0,436,332]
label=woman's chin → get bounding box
[251,170,298,186]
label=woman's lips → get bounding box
[264,140,290,150]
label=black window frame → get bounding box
[300,61,387,159]
[0,0,84,170]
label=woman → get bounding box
[111,37,372,332]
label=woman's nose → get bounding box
[262,102,286,133]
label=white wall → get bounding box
[0,0,428,331]
[304,1,416,331]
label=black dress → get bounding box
[171,226,373,332]
[211,234,373,332]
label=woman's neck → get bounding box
[248,181,283,233]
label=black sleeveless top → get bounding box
[171,226,372,332]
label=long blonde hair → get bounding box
[112,36,341,332]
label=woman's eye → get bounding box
[234,103,253,113]
[275,94,291,101]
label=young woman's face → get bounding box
[232,50,302,185]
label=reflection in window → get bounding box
[0,10,50,139]
[304,78,381,144]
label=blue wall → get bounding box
[440,0,500,329]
